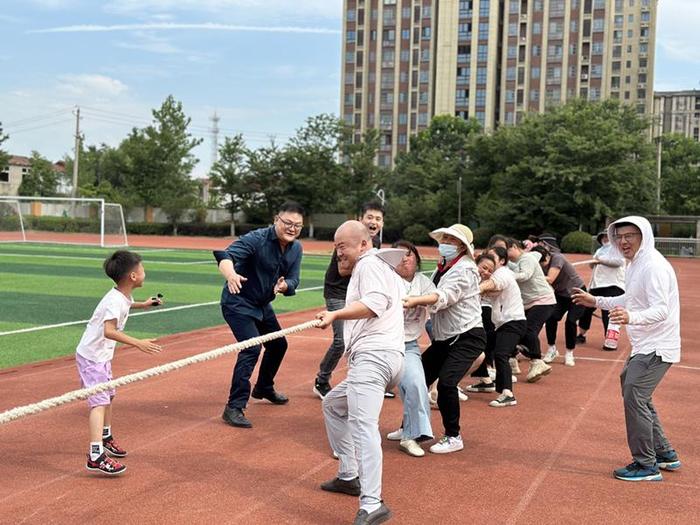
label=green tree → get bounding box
[245,141,288,223]
[18,151,59,197]
[121,95,203,220]
[0,123,9,172]
[339,127,388,215]
[659,134,700,215]
[209,134,250,236]
[474,99,656,237]
[389,115,482,234]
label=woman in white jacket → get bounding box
[403,224,486,455]
[573,216,681,482]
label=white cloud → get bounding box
[57,74,128,98]
[114,32,182,54]
[30,22,340,35]
[656,0,700,64]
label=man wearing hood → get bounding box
[573,216,681,482]
[315,220,405,525]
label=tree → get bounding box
[339,127,388,215]
[245,141,288,223]
[0,123,9,172]
[209,134,250,236]
[473,99,656,237]
[121,95,203,220]
[659,134,700,215]
[389,115,482,235]
[18,151,59,197]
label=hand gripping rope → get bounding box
[0,319,322,426]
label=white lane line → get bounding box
[0,286,324,337]
[0,252,212,265]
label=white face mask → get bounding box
[438,243,459,261]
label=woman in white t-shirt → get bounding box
[386,241,436,457]
[469,247,527,407]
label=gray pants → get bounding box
[316,297,346,385]
[322,351,403,510]
[620,352,673,467]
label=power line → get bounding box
[5,118,74,135]
[2,107,74,127]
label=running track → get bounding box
[0,257,698,524]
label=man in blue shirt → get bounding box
[214,202,305,428]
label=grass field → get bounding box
[0,243,331,369]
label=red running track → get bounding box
[0,263,699,524]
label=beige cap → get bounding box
[430,224,475,257]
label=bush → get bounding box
[26,216,99,233]
[402,224,432,246]
[561,230,595,254]
[126,222,173,235]
[177,222,230,237]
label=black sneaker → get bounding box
[313,381,332,399]
[222,406,252,428]
[320,476,361,496]
[466,381,496,393]
[353,502,392,525]
[576,334,586,344]
[656,450,681,471]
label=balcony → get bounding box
[520,14,528,22]
[381,61,395,68]
[581,73,589,81]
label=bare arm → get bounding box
[403,293,439,309]
[545,266,560,284]
[316,300,376,328]
[104,319,162,354]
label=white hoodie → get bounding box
[595,216,681,363]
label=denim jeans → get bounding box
[316,297,346,385]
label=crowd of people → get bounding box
[73,200,682,525]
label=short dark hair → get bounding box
[488,246,508,264]
[531,244,550,261]
[361,201,385,217]
[487,234,509,248]
[278,201,305,216]
[613,222,640,233]
[505,237,523,249]
[104,250,142,283]
[476,253,496,266]
[392,239,421,270]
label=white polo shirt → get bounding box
[489,266,526,330]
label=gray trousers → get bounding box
[620,352,673,467]
[322,350,403,510]
[316,297,346,384]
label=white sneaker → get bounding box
[457,386,469,402]
[512,375,518,384]
[399,439,425,457]
[510,357,521,374]
[429,435,464,454]
[386,428,403,441]
[564,351,575,367]
[526,359,552,383]
[489,393,517,407]
[543,346,559,363]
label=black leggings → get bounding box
[546,294,586,350]
[519,304,556,360]
[473,320,526,392]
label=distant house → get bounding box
[0,155,68,196]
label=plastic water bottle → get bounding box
[604,322,621,350]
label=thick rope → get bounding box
[0,319,322,425]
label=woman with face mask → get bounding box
[403,224,486,455]
[385,240,436,457]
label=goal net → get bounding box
[0,196,128,247]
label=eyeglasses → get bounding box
[276,216,303,231]
[613,232,641,243]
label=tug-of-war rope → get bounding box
[0,319,322,426]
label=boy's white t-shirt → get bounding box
[76,288,133,363]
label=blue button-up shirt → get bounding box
[213,226,303,320]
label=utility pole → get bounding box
[656,137,662,213]
[210,111,220,166]
[72,106,81,198]
[376,188,385,245]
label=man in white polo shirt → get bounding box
[573,216,681,482]
[315,220,404,525]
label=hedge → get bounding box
[561,230,595,254]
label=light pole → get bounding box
[457,176,462,224]
[375,188,385,244]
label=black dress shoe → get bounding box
[353,502,392,524]
[222,406,252,428]
[320,477,361,496]
[251,389,289,405]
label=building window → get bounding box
[421,48,430,61]
[477,67,487,84]
[591,64,602,78]
[508,23,517,37]
[477,44,488,61]
[506,89,515,102]
[480,0,490,17]
[399,113,408,124]
[478,22,489,40]
[533,22,541,35]
[346,30,356,43]
[506,67,516,80]
[476,89,487,106]
[532,45,541,57]
[422,27,431,39]
[530,90,540,102]
[509,0,519,14]
[592,18,604,32]
[532,67,540,79]
[422,6,431,18]
[458,22,471,39]
[534,0,543,11]
[570,20,578,32]
[401,29,410,40]
[549,21,564,39]
[592,42,604,55]
[420,70,429,83]
[508,45,517,59]
[398,134,407,145]
[418,113,429,125]
[347,10,356,22]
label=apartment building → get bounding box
[653,90,700,142]
[340,0,658,165]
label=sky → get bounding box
[1,0,698,178]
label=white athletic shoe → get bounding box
[543,346,559,363]
[527,359,552,383]
[512,375,518,384]
[510,357,522,374]
[399,439,425,457]
[489,393,518,407]
[429,435,464,454]
[565,351,575,367]
[386,428,403,441]
[457,386,469,402]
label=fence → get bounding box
[655,237,700,257]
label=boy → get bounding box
[77,250,163,476]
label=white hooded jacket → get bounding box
[595,216,681,362]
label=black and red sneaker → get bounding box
[103,436,127,458]
[86,453,127,476]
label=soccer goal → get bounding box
[0,196,128,247]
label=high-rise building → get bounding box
[340,0,658,165]
[653,90,700,142]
